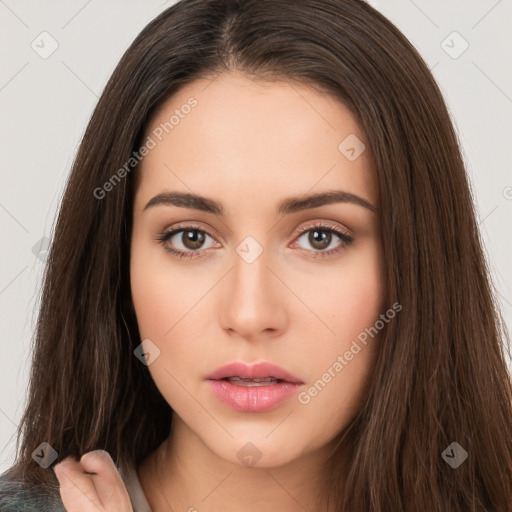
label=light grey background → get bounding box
[1,0,511,474]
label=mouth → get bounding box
[205,361,303,384]
[206,362,304,412]
[217,376,285,387]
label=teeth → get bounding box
[228,376,277,382]
[225,376,279,387]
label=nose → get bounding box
[219,243,288,342]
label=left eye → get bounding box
[293,225,353,255]
[156,223,353,259]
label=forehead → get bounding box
[135,71,378,214]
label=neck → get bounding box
[138,415,338,512]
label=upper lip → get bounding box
[206,361,304,384]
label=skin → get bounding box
[54,71,385,511]
[53,450,132,511]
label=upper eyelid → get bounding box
[296,221,351,236]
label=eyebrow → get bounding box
[143,189,378,215]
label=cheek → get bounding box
[310,241,386,345]
[130,248,200,409]
[295,243,385,430]
[130,242,200,339]
[129,242,209,379]
[130,264,170,339]
[334,244,386,374]
[339,270,385,340]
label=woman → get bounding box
[1,0,511,510]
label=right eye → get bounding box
[155,225,219,258]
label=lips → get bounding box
[206,362,304,412]
[205,361,303,384]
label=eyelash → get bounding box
[154,222,354,260]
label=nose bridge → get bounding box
[221,233,286,337]
[231,234,272,307]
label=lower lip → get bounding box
[207,379,303,412]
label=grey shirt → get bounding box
[0,460,153,512]
[119,460,153,512]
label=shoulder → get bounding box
[0,474,65,512]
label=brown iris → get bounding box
[181,229,206,250]
[308,229,331,250]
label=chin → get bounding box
[206,435,309,470]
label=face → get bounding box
[130,71,385,468]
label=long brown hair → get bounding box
[5,0,512,510]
